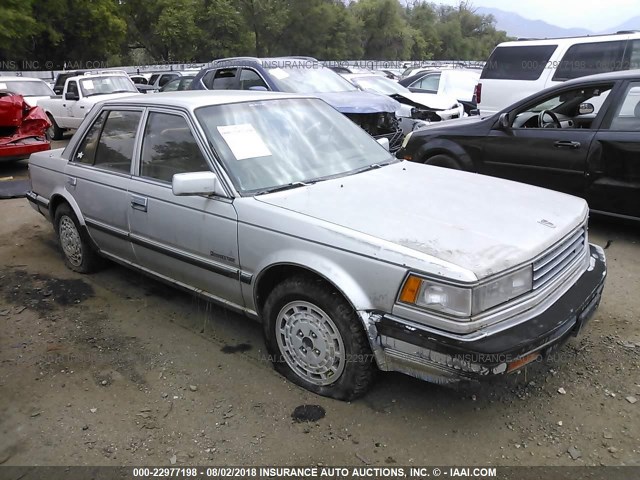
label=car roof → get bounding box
[497,31,640,46]
[99,90,307,108]
[0,76,46,82]
[563,69,640,85]
[208,56,320,68]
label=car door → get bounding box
[480,83,615,197]
[60,80,80,127]
[65,108,143,262]
[586,80,640,218]
[127,109,243,306]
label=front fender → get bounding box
[249,249,382,314]
[414,138,475,171]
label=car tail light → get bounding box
[474,83,482,104]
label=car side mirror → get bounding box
[498,112,510,130]
[172,171,226,197]
[248,86,268,91]
[578,103,595,115]
[376,137,390,151]
[65,92,79,101]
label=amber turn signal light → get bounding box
[399,275,421,303]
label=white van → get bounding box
[477,31,640,115]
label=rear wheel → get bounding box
[263,275,376,400]
[46,114,63,141]
[423,153,462,170]
[54,204,101,273]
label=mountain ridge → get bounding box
[477,6,640,39]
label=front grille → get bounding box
[532,224,587,290]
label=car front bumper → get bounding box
[367,244,606,384]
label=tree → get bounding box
[352,0,417,59]
[238,0,290,57]
[0,0,38,61]
[195,0,253,61]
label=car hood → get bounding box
[23,95,53,107]
[391,91,459,110]
[314,91,400,114]
[416,114,488,132]
[255,161,588,281]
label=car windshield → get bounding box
[1,80,54,96]
[264,65,358,93]
[351,75,409,95]
[79,76,137,97]
[195,98,395,194]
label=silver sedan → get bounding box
[27,91,606,400]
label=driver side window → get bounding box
[139,112,210,183]
[511,85,612,129]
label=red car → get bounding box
[0,92,51,162]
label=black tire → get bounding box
[263,275,376,401]
[46,114,64,141]
[53,204,101,273]
[424,153,462,170]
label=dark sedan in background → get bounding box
[398,70,640,220]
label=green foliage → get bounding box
[0,0,38,59]
[0,0,511,67]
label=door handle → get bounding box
[130,195,148,212]
[553,140,581,149]
[66,176,77,187]
[80,106,85,109]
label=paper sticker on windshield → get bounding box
[82,79,95,90]
[217,124,272,160]
[269,68,289,80]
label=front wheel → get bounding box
[263,275,376,400]
[46,114,63,141]
[423,153,462,170]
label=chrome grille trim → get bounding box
[533,224,586,290]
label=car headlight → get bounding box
[401,130,414,149]
[472,266,532,314]
[399,266,533,319]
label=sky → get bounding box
[432,0,639,32]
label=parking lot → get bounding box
[0,140,638,467]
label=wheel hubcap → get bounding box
[59,215,82,266]
[276,301,345,386]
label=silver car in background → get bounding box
[27,91,606,400]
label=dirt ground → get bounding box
[0,152,639,468]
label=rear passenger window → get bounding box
[159,74,178,87]
[93,111,141,173]
[481,45,557,80]
[74,111,108,164]
[203,68,238,90]
[139,112,209,183]
[553,41,626,81]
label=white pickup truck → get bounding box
[38,73,138,139]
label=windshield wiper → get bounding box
[255,181,312,195]
[351,159,396,175]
